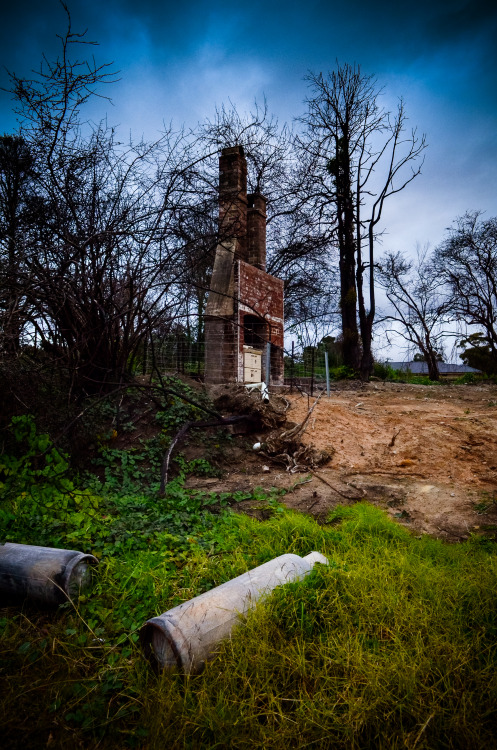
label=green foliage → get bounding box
[329,364,356,380]
[319,336,343,367]
[85,377,220,494]
[459,333,495,375]
[90,442,163,494]
[373,361,397,380]
[0,415,99,542]
[413,351,444,362]
[454,372,477,384]
[155,380,208,433]
[372,362,445,385]
[285,339,355,382]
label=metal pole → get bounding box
[310,347,315,397]
[291,340,295,394]
[325,350,330,398]
[265,341,271,388]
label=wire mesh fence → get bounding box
[135,331,344,396]
[0,318,346,396]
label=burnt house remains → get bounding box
[204,146,284,386]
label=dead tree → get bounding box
[377,247,450,380]
[298,64,426,379]
[5,9,221,396]
[434,212,497,368]
[0,135,36,354]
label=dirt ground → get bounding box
[186,382,497,540]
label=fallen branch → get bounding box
[159,415,247,494]
[310,471,363,501]
[277,390,324,443]
[344,469,427,478]
[388,429,401,448]
[261,392,331,472]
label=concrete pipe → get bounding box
[0,542,98,605]
[140,551,328,673]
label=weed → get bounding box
[455,372,477,384]
[474,492,497,515]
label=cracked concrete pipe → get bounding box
[140,551,328,673]
[0,543,98,605]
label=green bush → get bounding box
[373,361,397,380]
[454,372,477,384]
[329,365,356,380]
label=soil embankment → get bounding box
[186,382,497,540]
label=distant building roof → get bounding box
[387,362,480,375]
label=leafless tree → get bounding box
[377,246,450,380]
[297,63,426,378]
[4,8,223,396]
[435,211,497,370]
[0,135,36,353]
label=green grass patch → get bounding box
[1,499,497,749]
[373,362,446,385]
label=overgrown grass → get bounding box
[1,500,497,749]
[1,416,497,747]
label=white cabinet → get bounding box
[243,347,262,383]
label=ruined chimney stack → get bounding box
[218,146,248,261]
[205,146,283,386]
[247,192,267,271]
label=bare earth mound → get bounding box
[284,382,497,539]
[186,382,497,540]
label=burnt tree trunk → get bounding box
[333,138,361,372]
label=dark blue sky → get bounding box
[1,0,496,254]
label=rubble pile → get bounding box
[209,384,289,431]
[210,384,332,472]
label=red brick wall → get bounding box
[237,261,284,384]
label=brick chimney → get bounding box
[205,146,284,386]
[218,146,248,261]
[247,192,267,271]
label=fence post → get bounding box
[291,340,295,394]
[324,350,330,398]
[265,342,271,388]
[310,347,315,397]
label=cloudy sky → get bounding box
[1,0,496,356]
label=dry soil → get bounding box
[187,382,497,540]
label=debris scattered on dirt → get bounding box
[208,383,289,430]
[193,382,497,541]
[234,390,333,472]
